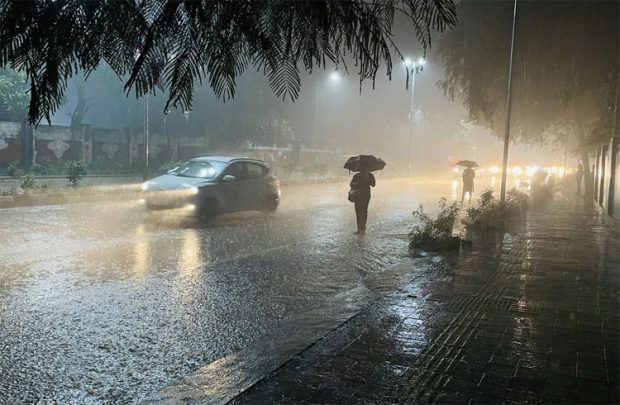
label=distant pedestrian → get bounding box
[461,167,475,203]
[576,164,584,196]
[349,164,375,234]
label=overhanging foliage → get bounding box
[0,0,456,124]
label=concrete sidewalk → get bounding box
[230,198,620,404]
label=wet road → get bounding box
[0,176,478,403]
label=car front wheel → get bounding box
[262,196,279,214]
[196,198,220,221]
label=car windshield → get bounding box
[168,160,226,179]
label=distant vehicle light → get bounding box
[512,166,523,176]
[525,166,536,178]
[453,167,459,173]
[186,204,196,211]
[559,167,565,177]
[489,165,499,174]
[141,182,149,191]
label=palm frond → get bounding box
[0,0,457,124]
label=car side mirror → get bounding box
[222,175,236,182]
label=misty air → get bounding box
[0,1,618,404]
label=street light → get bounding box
[315,70,342,144]
[404,57,425,175]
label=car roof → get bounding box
[190,156,267,165]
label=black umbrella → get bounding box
[456,160,479,168]
[344,155,386,172]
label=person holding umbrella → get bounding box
[456,160,478,203]
[345,155,385,235]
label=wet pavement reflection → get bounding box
[231,197,620,405]
[0,177,471,403]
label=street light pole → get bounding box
[315,84,319,143]
[314,72,341,149]
[499,0,518,203]
[408,71,416,175]
[404,58,425,176]
[143,93,149,181]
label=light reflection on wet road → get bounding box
[0,176,487,403]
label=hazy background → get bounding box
[47,12,571,175]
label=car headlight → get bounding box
[141,182,149,191]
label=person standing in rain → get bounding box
[576,164,584,196]
[350,163,375,234]
[461,166,475,203]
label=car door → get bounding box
[220,162,247,211]
[244,162,268,209]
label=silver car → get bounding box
[141,156,281,218]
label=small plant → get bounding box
[6,162,20,177]
[65,160,87,186]
[506,188,529,213]
[19,174,36,189]
[409,198,463,253]
[462,188,528,230]
[32,163,47,176]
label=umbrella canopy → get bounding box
[456,160,479,168]
[344,155,386,172]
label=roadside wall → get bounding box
[0,121,345,178]
[0,121,209,168]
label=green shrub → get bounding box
[65,160,87,186]
[32,163,47,176]
[409,198,463,253]
[19,174,36,189]
[506,188,529,213]
[6,162,20,177]
[462,188,528,230]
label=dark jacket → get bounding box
[351,172,376,197]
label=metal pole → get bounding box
[315,84,319,143]
[408,71,416,175]
[183,111,190,161]
[164,114,169,161]
[499,0,518,203]
[143,94,149,181]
